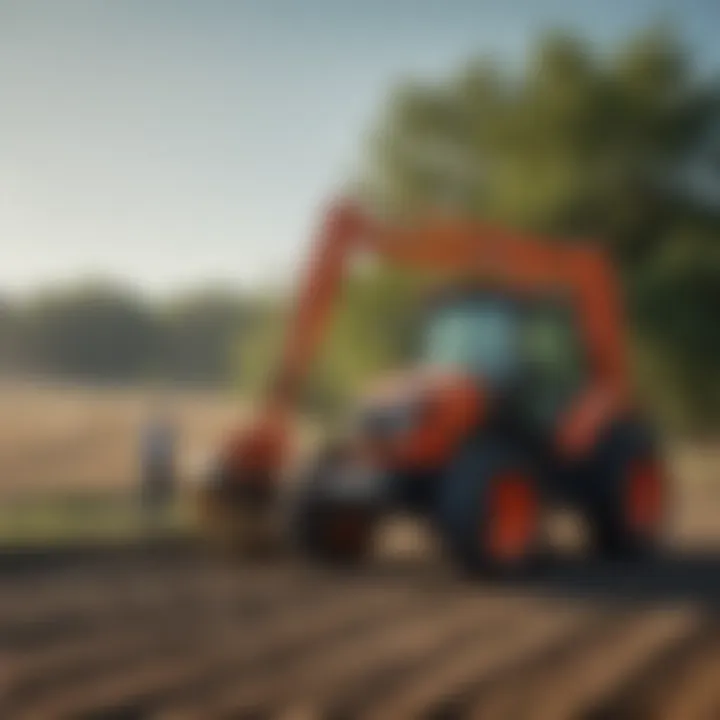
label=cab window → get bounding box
[422,299,519,383]
[519,302,585,420]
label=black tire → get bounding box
[287,451,377,566]
[438,439,541,577]
[583,422,667,560]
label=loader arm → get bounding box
[223,199,629,489]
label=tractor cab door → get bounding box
[516,300,587,433]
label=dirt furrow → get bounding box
[8,578,421,719]
[4,564,336,709]
[432,609,627,719]
[480,606,702,720]
[586,621,720,720]
[151,585,481,719]
[301,605,601,719]
[351,601,600,720]
[1,562,298,654]
[194,593,585,718]
[0,553,288,622]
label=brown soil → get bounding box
[2,538,720,720]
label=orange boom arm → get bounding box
[223,199,628,487]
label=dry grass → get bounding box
[0,379,243,499]
[0,379,247,542]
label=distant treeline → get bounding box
[0,282,260,387]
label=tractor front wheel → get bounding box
[439,440,541,577]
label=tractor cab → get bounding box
[420,287,587,428]
[354,285,589,475]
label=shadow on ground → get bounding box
[333,547,720,609]
[4,540,720,609]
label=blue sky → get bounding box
[1,0,718,297]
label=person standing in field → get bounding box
[139,403,178,530]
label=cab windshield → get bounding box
[422,299,519,383]
[421,294,587,419]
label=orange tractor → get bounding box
[200,199,667,574]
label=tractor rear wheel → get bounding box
[584,423,666,559]
[439,440,541,577]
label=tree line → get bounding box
[0,282,259,387]
[242,25,720,432]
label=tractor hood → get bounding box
[354,367,485,470]
[360,367,462,407]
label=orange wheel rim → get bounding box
[626,459,663,534]
[486,472,537,562]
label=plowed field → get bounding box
[3,538,720,720]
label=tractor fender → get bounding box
[577,416,667,558]
[555,384,632,463]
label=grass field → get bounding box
[0,379,242,496]
[0,379,245,543]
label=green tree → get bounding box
[23,282,159,382]
[0,296,20,372]
[361,26,720,428]
[158,288,253,385]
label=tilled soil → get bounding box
[2,540,720,720]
